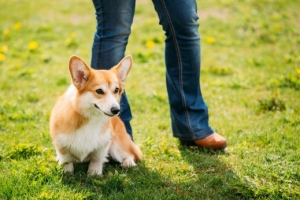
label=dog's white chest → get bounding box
[56,118,111,162]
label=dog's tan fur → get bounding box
[50,55,142,175]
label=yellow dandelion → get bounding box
[146,40,155,48]
[13,22,22,30]
[0,53,6,61]
[3,29,10,36]
[207,36,216,44]
[28,41,38,51]
[70,32,77,38]
[1,45,8,53]
[296,68,300,75]
[39,192,48,198]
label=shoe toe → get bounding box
[195,133,227,150]
[180,133,227,150]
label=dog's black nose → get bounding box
[111,107,120,115]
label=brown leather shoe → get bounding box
[180,133,227,150]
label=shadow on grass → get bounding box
[177,146,255,199]
[61,160,187,199]
[60,147,255,199]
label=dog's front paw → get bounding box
[87,161,103,175]
[87,169,103,176]
[121,157,137,168]
[63,162,74,173]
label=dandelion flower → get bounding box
[0,53,6,61]
[13,22,22,30]
[39,192,48,198]
[296,68,300,75]
[146,40,155,48]
[28,41,38,51]
[207,37,216,44]
[70,32,77,38]
[3,29,10,36]
[1,45,8,53]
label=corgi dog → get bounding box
[50,55,142,175]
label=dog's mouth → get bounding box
[94,104,115,117]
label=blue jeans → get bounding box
[91,0,214,140]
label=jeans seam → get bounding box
[159,0,195,138]
[97,0,103,63]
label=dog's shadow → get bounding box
[60,147,255,199]
[61,159,167,198]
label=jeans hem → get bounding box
[173,128,214,140]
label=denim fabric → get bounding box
[91,0,135,138]
[91,0,214,140]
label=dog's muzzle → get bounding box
[94,104,120,116]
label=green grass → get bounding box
[0,0,299,199]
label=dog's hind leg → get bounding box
[121,156,136,168]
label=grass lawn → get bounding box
[0,0,299,199]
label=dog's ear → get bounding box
[69,56,91,89]
[112,55,132,84]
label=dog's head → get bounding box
[68,55,132,117]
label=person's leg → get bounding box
[152,0,226,148]
[91,0,135,138]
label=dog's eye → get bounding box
[96,89,104,95]
[114,88,119,94]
